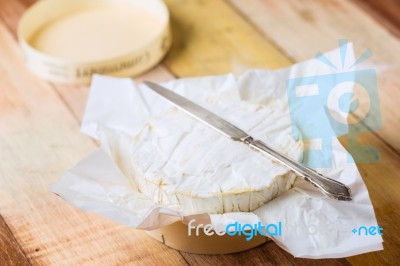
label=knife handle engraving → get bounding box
[244,136,352,201]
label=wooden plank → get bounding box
[0,214,30,266]
[227,0,400,155]
[2,0,397,265]
[352,0,400,38]
[182,241,350,266]
[0,0,25,34]
[162,0,292,77]
[0,9,188,266]
[14,2,390,264]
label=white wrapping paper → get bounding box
[51,45,383,258]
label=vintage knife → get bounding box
[144,81,352,201]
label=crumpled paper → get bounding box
[51,44,383,258]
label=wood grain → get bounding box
[0,215,30,266]
[163,0,292,77]
[0,0,399,265]
[352,0,400,38]
[228,0,400,154]
[182,241,350,266]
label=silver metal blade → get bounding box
[143,81,249,141]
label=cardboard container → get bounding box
[147,216,269,254]
[18,0,171,84]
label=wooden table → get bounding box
[1,0,399,265]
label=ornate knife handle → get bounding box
[243,136,352,201]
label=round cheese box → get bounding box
[146,215,269,254]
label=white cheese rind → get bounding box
[100,87,303,215]
[107,94,302,214]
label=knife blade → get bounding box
[143,81,352,201]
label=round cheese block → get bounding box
[112,87,304,215]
